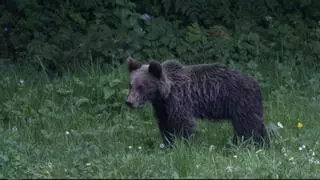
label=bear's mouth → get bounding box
[126,101,148,108]
[133,102,148,108]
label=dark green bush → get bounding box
[1,0,144,72]
[1,0,319,72]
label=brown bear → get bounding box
[125,57,269,148]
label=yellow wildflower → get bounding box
[297,121,303,129]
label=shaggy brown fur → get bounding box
[126,57,269,147]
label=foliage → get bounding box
[0,0,143,72]
[1,0,320,72]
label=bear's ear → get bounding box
[148,61,162,79]
[127,57,142,72]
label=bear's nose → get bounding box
[125,100,133,107]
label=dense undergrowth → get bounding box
[1,0,320,71]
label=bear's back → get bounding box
[162,61,241,84]
[186,63,241,79]
[162,60,184,72]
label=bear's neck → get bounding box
[151,92,168,121]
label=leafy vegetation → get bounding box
[1,0,320,178]
[1,0,320,70]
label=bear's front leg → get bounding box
[156,117,175,148]
[159,122,196,149]
[160,131,174,148]
[168,116,197,144]
[155,108,196,148]
[179,118,197,142]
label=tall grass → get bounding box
[0,59,320,178]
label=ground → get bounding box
[0,60,320,179]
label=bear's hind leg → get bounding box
[232,113,269,147]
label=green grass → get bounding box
[0,61,320,179]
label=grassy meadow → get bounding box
[0,59,320,179]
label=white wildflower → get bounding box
[48,162,53,169]
[302,145,306,149]
[138,146,142,150]
[277,122,284,128]
[86,162,91,166]
[265,15,272,22]
[19,79,24,84]
[128,145,132,149]
[289,157,294,161]
[308,157,320,165]
[65,131,70,136]
[209,145,215,153]
[309,157,315,164]
[159,143,165,149]
[226,165,233,172]
[299,147,303,151]
[12,126,18,132]
[233,155,238,158]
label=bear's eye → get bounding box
[137,85,143,92]
[129,84,132,89]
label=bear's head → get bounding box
[125,57,171,108]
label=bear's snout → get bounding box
[125,100,134,107]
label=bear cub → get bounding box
[125,57,269,147]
